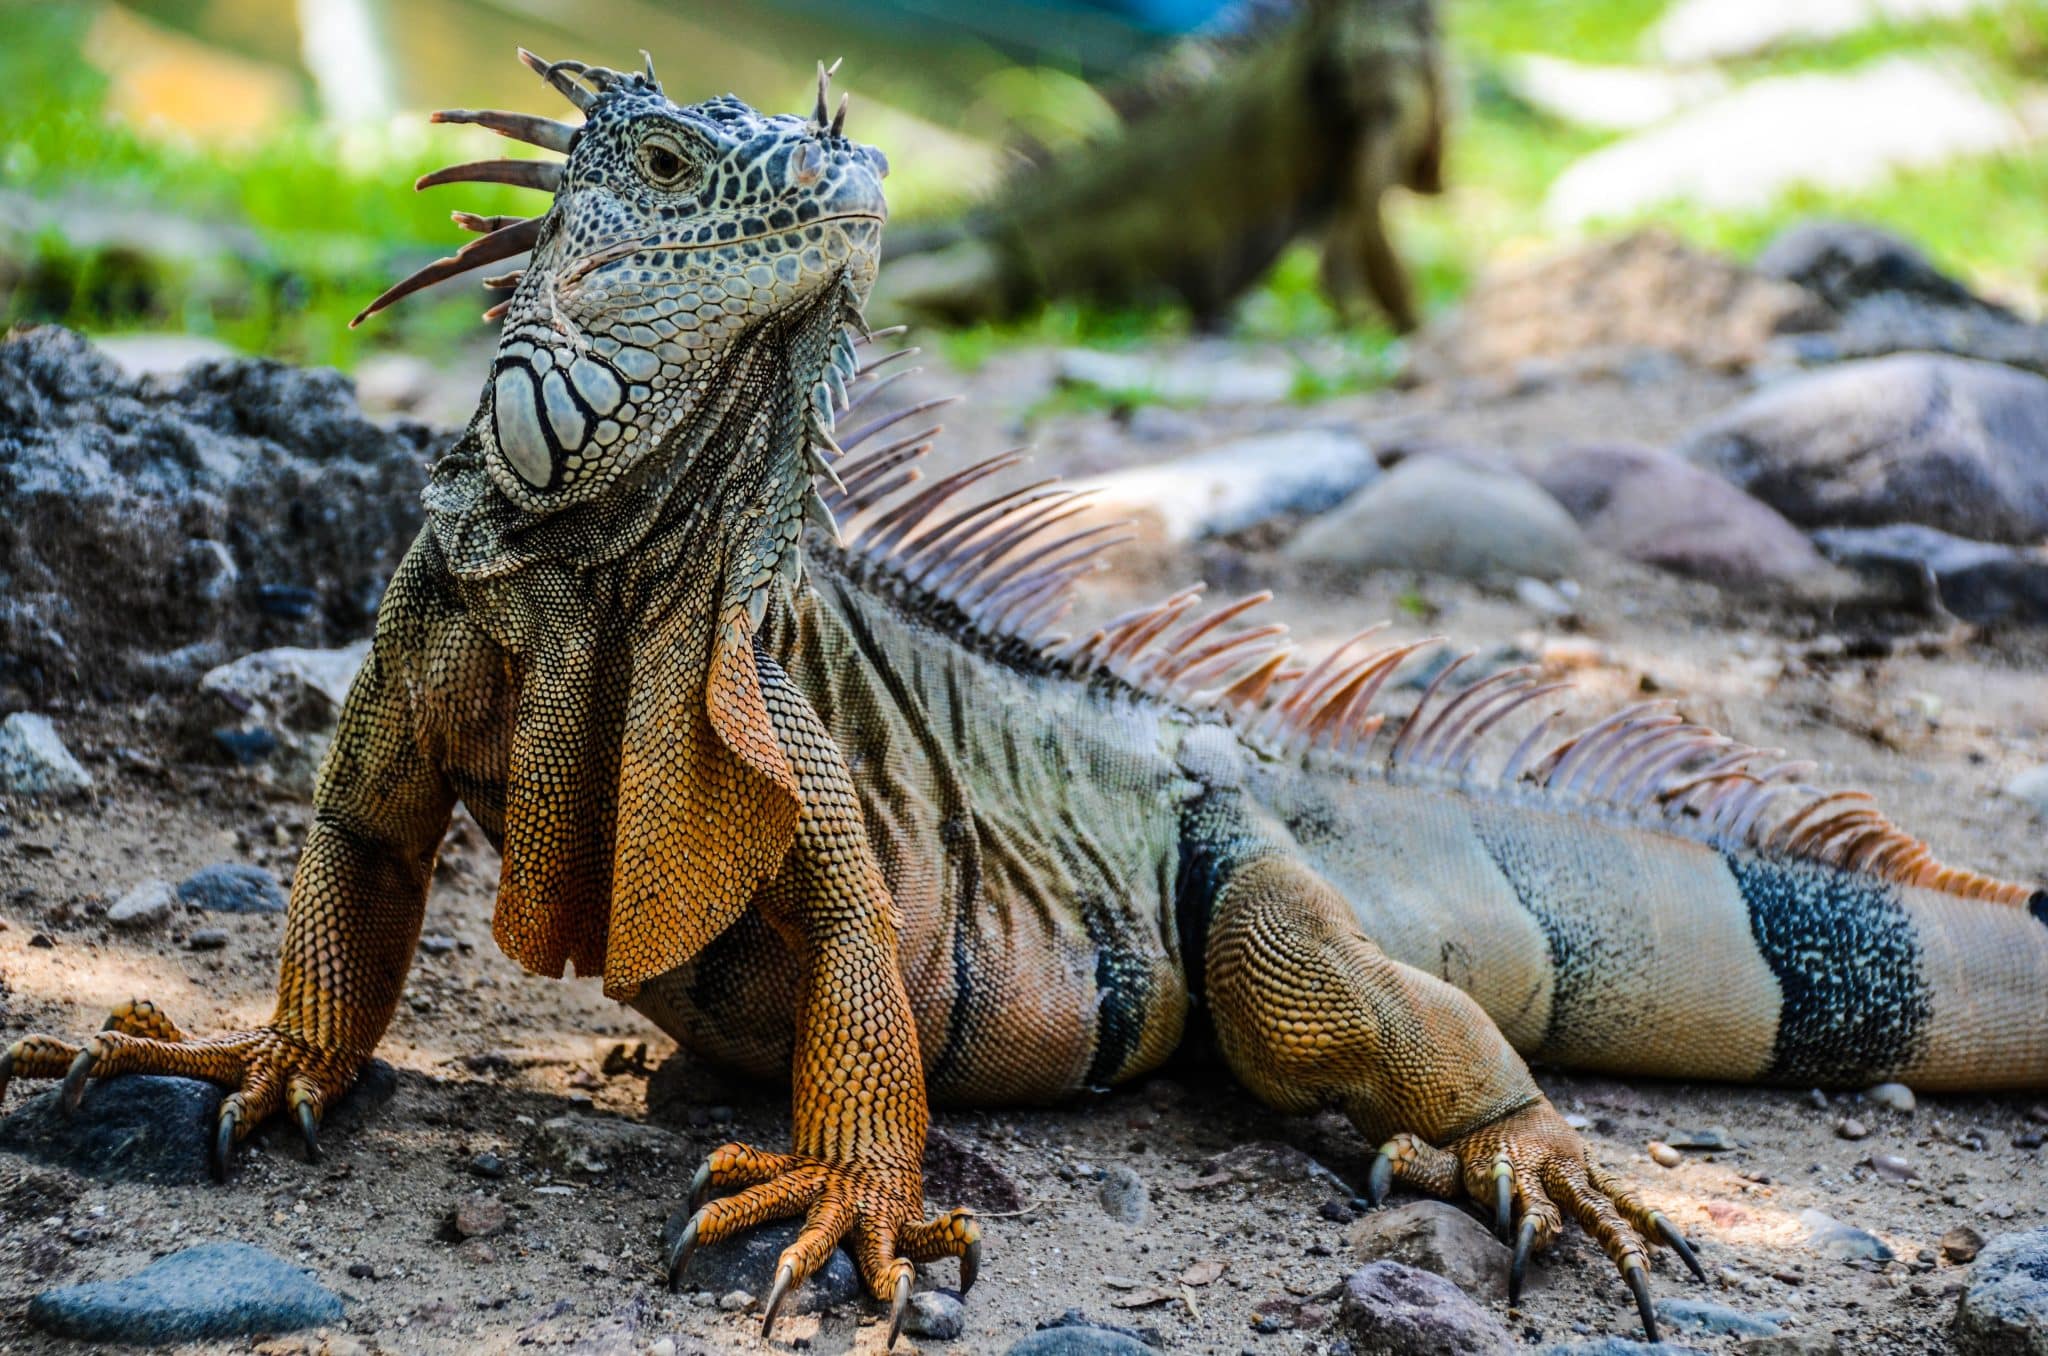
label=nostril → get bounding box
[791,142,822,186]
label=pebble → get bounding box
[1348,1200,1512,1300]
[1865,1083,1916,1113]
[536,1114,686,1175]
[1800,1209,1893,1262]
[1954,1228,2048,1353]
[106,878,177,929]
[905,1289,966,1340]
[446,1195,508,1240]
[716,1289,753,1312]
[658,1212,858,1315]
[1650,1141,1684,1168]
[0,712,94,797]
[1005,1324,1154,1355]
[1655,1296,1787,1336]
[1868,1154,1916,1183]
[1096,1165,1150,1225]
[175,863,287,915]
[420,934,460,955]
[1835,1118,1868,1141]
[186,927,230,950]
[28,1241,342,1342]
[1338,1261,1516,1354]
[1668,1126,1735,1151]
[1943,1225,1986,1264]
[468,1151,507,1179]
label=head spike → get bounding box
[813,60,832,126]
[416,159,562,193]
[641,49,661,91]
[351,214,543,327]
[518,48,596,112]
[430,108,578,154]
[831,92,850,138]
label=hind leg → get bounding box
[1204,855,1702,1340]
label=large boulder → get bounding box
[1284,456,1584,581]
[1535,443,1828,589]
[0,325,446,704]
[1679,355,2048,543]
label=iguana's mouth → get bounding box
[562,213,887,285]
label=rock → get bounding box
[923,1128,1026,1213]
[1006,1326,1155,1355]
[1070,430,1378,543]
[1649,1141,1684,1168]
[1056,345,1294,406]
[1836,1118,1868,1141]
[1954,1228,2048,1354]
[1655,1296,1787,1337]
[0,325,444,705]
[1655,0,2008,63]
[1338,1261,1514,1355]
[1546,60,2021,229]
[1864,1082,1916,1113]
[27,1240,342,1342]
[196,642,371,789]
[1800,1209,1893,1262]
[93,333,239,379]
[1284,457,1584,582]
[1736,1335,1842,1356]
[0,1074,222,1184]
[446,1195,509,1240]
[0,713,93,797]
[176,863,287,915]
[906,1288,966,1340]
[1813,525,2048,625]
[1538,1343,1707,1356]
[468,1151,507,1179]
[106,878,176,929]
[1533,444,1829,589]
[1196,1139,1320,1184]
[1502,55,1727,132]
[1097,1165,1150,1225]
[1682,356,2048,544]
[186,927,230,950]
[1868,1153,1916,1183]
[1944,1225,1987,1264]
[1667,1127,1735,1150]
[536,1115,685,1175]
[1757,221,2004,319]
[659,1212,859,1315]
[717,1289,753,1311]
[1346,1200,1512,1299]
[2004,767,2048,817]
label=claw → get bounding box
[760,1263,794,1339]
[886,1268,911,1348]
[1650,1211,1706,1284]
[688,1161,711,1213]
[1491,1155,1513,1242]
[960,1235,981,1295]
[295,1101,320,1163]
[1622,1258,1659,1342]
[211,1106,240,1184]
[664,1212,701,1290]
[1509,1216,1537,1304]
[59,1048,95,1117]
[1366,1149,1392,1207]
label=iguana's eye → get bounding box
[639,134,698,191]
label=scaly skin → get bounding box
[6,48,2044,1349]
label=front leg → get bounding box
[667,652,977,1346]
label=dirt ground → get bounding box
[2,342,2045,1355]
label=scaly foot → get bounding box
[0,999,364,1180]
[668,1140,980,1347]
[1362,1101,1704,1342]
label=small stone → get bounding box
[186,928,230,951]
[27,1241,342,1342]
[1668,1127,1735,1151]
[1338,1261,1515,1354]
[347,1261,376,1280]
[420,934,459,955]
[905,1289,966,1340]
[1800,1209,1893,1262]
[717,1289,753,1312]
[1943,1226,1986,1264]
[1650,1141,1684,1168]
[468,1151,506,1179]
[1954,1228,2048,1354]
[175,863,286,915]
[536,1114,686,1175]
[446,1195,509,1240]
[1004,1324,1154,1355]
[1836,1118,1868,1141]
[106,879,176,929]
[1097,1165,1150,1225]
[1655,1296,1786,1336]
[455,1239,497,1265]
[0,713,94,798]
[1865,1083,1916,1114]
[1347,1199,1512,1300]
[1868,1154,1916,1183]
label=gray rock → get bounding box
[1800,1209,1894,1262]
[537,1114,687,1175]
[0,1075,221,1184]
[1655,1296,1786,1336]
[1286,457,1584,582]
[2005,767,2048,817]
[197,641,371,790]
[906,1288,966,1340]
[1007,1325,1156,1355]
[1864,1081,1917,1113]
[0,713,93,797]
[1681,356,2048,544]
[1057,346,1294,406]
[1736,1335,1842,1356]
[1812,524,2048,625]
[1540,1344,1706,1356]
[1097,1165,1150,1225]
[1073,430,1378,542]
[27,1240,342,1342]
[1338,1261,1515,1355]
[107,878,177,929]
[659,1212,859,1314]
[1347,1200,1512,1299]
[1757,221,2004,318]
[1534,444,1828,589]
[176,863,286,914]
[1955,1228,2048,1355]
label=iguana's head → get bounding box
[356,52,888,515]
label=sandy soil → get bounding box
[2,345,2045,1355]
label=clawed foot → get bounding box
[1361,1102,1704,1342]
[667,1140,980,1348]
[0,1000,361,1180]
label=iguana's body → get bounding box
[5,50,2043,1349]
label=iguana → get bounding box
[4,50,2045,1350]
